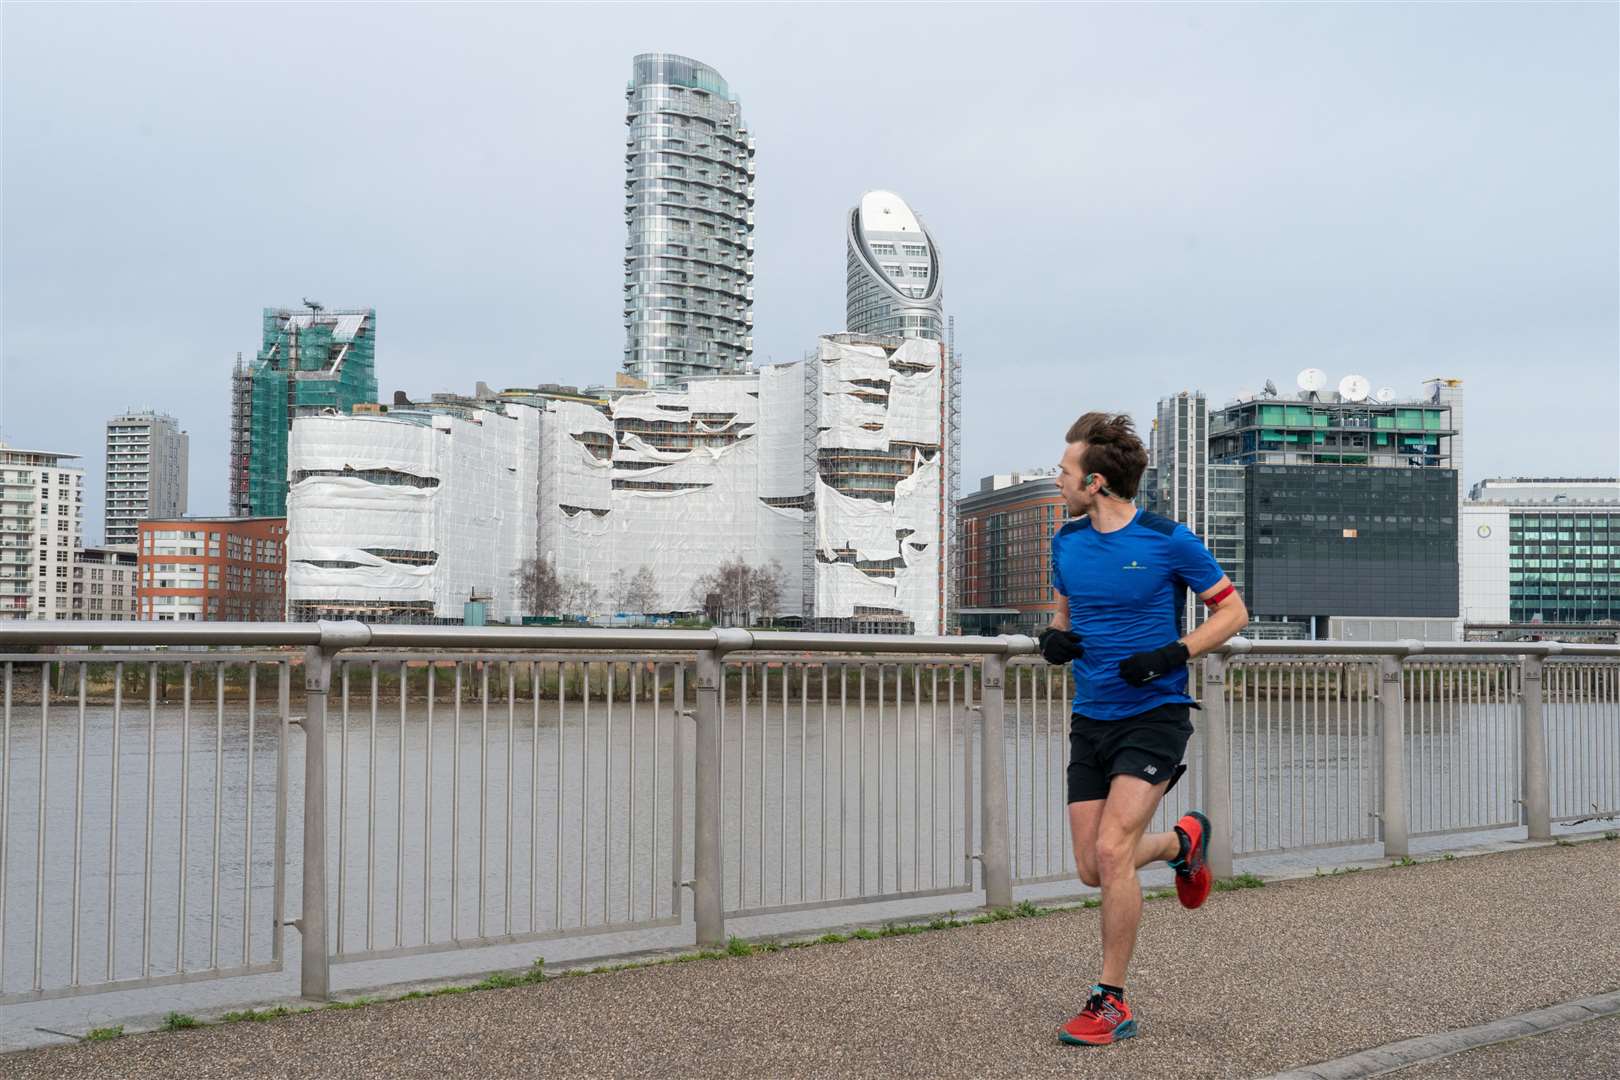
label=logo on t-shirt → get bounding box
[1122,560,1149,571]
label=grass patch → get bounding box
[1393,856,1419,867]
[221,1007,291,1023]
[1081,897,1101,909]
[161,1012,197,1031]
[1555,838,1575,847]
[852,928,880,940]
[726,935,755,957]
[1213,872,1265,891]
[1604,831,1617,841]
[84,1026,124,1041]
[326,996,379,1010]
[817,932,848,944]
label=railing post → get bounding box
[1201,654,1234,880]
[1519,655,1550,841]
[692,646,725,948]
[1378,655,1409,859]
[299,643,333,1000]
[978,652,1012,910]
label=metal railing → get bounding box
[0,622,1615,1008]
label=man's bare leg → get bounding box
[1095,775,1172,987]
[1069,801,1180,887]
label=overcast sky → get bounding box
[3,2,1616,543]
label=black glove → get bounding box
[1118,641,1190,686]
[1038,627,1084,665]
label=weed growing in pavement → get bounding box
[221,1007,292,1023]
[1442,853,1456,861]
[726,935,755,958]
[1554,838,1576,847]
[1394,856,1418,867]
[1605,831,1618,841]
[161,1012,197,1031]
[1213,873,1265,891]
[84,1026,124,1041]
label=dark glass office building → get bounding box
[1245,465,1458,622]
[1210,383,1462,637]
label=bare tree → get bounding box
[624,565,661,614]
[560,575,599,619]
[752,560,784,623]
[608,569,630,613]
[513,556,562,616]
[691,557,783,627]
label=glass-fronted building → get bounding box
[1143,392,1246,628]
[622,53,755,386]
[1462,479,1620,629]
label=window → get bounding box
[901,244,927,257]
[910,265,929,279]
[882,263,904,279]
[870,243,897,256]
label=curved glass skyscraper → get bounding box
[623,53,756,386]
[845,190,943,341]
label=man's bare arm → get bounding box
[1180,576,1248,659]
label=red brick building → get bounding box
[957,472,1068,636]
[137,517,286,621]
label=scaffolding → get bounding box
[239,307,378,518]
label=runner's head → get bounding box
[1057,412,1147,517]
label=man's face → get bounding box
[1056,441,1095,517]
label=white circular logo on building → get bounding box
[1477,524,1491,538]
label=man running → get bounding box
[1040,412,1248,1047]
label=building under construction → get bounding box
[282,333,956,633]
[229,304,377,518]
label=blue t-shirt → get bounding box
[1050,509,1225,720]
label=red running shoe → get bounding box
[1171,810,1212,909]
[1059,986,1136,1046]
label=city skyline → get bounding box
[3,4,1616,544]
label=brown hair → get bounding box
[1065,412,1148,499]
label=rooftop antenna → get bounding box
[1296,368,1327,400]
[1375,386,1396,404]
[1262,379,1278,398]
[1338,373,1371,402]
[302,297,325,313]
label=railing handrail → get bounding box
[0,621,1616,659]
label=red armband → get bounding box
[1203,584,1236,609]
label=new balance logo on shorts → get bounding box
[1142,764,1158,776]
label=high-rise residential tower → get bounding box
[104,409,188,547]
[846,190,944,342]
[0,442,84,620]
[843,190,957,629]
[622,53,756,387]
[229,304,377,518]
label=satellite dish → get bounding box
[1263,379,1278,398]
[1297,368,1327,394]
[1375,386,1396,404]
[1339,374,1371,402]
[1233,387,1256,403]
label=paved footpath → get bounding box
[3,841,1616,1080]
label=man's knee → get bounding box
[1095,830,1136,875]
[1075,860,1101,888]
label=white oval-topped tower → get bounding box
[846,190,943,341]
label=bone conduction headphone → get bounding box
[1083,472,1125,500]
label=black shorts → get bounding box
[1066,703,1194,804]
